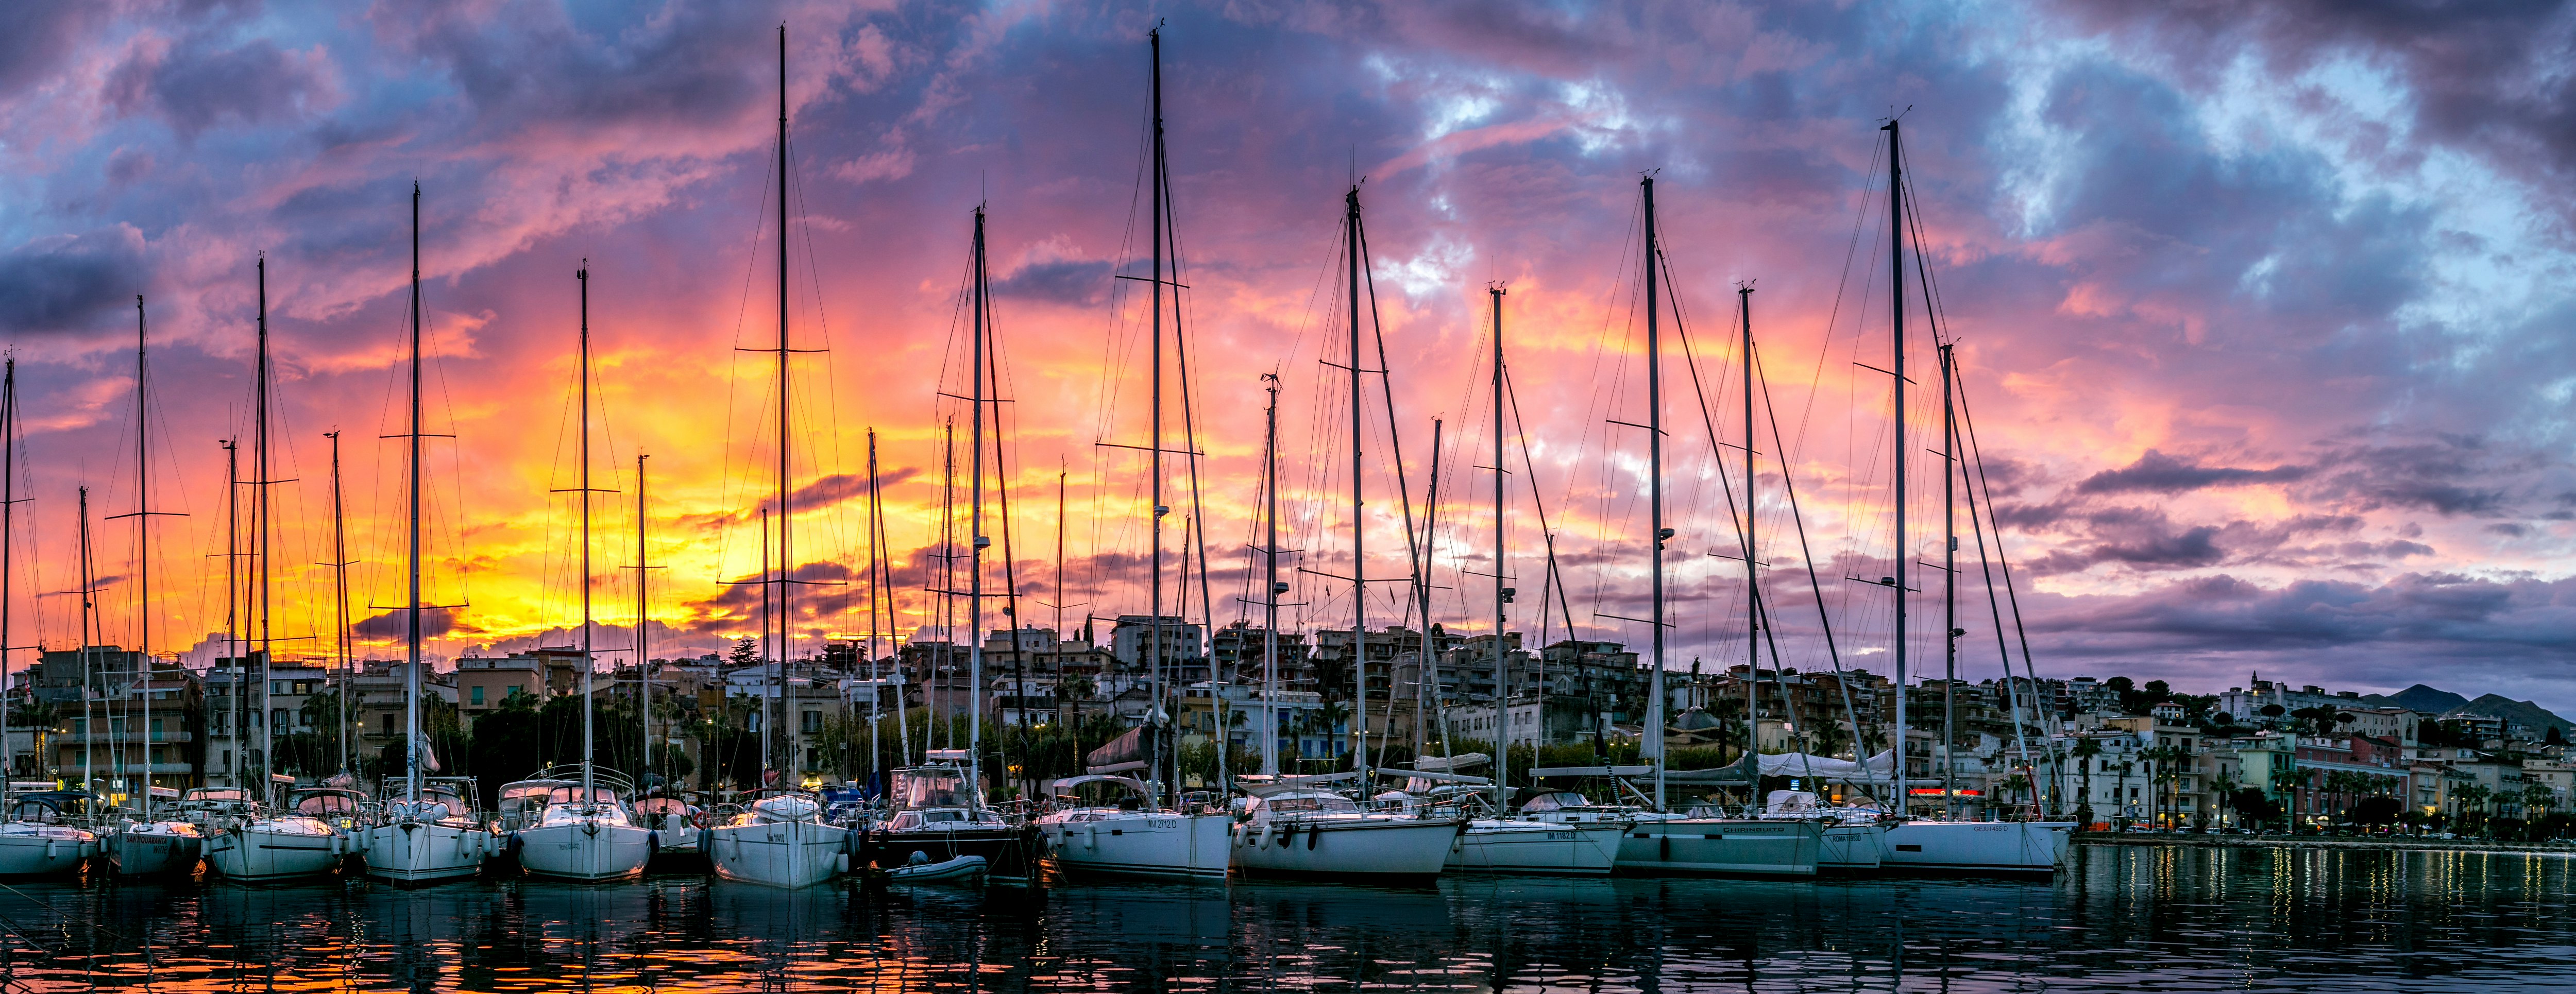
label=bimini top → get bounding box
[1047,775,1149,798]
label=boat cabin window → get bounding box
[634,797,690,817]
[183,788,247,803]
[291,792,364,815]
[923,809,965,823]
[419,790,472,818]
[895,770,970,809]
[545,785,620,806]
[1260,794,1357,815]
[8,798,73,821]
[1519,791,1588,813]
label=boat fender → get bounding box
[698,827,712,853]
[646,830,660,853]
[836,852,851,875]
[1307,822,1320,850]
[1453,819,1469,837]
[506,832,524,855]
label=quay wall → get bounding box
[2073,832,2576,856]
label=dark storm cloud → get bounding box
[991,258,1112,305]
[2030,571,2576,658]
[2076,449,2309,494]
[0,228,148,336]
[106,31,334,137]
[681,468,921,531]
[352,606,462,641]
[0,4,109,98]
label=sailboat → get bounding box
[704,25,850,888]
[859,205,1043,884]
[1433,287,1626,878]
[1867,119,2073,876]
[102,295,202,876]
[1587,176,1820,877]
[0,358,95,877]
[358,183,497,884]
[1033,27,1227,882]
[1229,179,1460,883]
[206,256,352,883]
[515,263,655,882]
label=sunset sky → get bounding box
[2,1,2570,712]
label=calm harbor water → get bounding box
[8,845,2574,992]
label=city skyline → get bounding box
[0,2,2568,714]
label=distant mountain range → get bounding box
[2364,683,2572,735]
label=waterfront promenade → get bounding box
[2075,830,2576,856]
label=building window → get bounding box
[273,681,286,695]
[803,711,822,734]
[470,686,485,706]
[271,709,288,729]
[505,684,522,698]
[381,714,395,734]
[150,718,163,741]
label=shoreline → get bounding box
[2073,832,2576,856]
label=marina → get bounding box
[0,3,2566,987]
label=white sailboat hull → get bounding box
[1447,821,1625,876]
[1042,812,1231,879]
[1614,817,1822,876]
[708,820,849,888]
[1880,820,2072,875]
[1820,822,1885,870]
[360,822,489,883]
[0,827,94,876]
[207,825,343,882]
[517,822,654,881]
[107,824,202,876]
[1231,817,1459,880]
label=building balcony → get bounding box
[58,730,196,745]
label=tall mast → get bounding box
[1741,282,1759,797]
[1345,184,1368,783]
[758,507,771,775]
[636,453,651,781]
[774,24,795,785]
[1641,175,1667,811]
[121,294,188,815]
[0,357,14,810]
[577,262,596,804]
[403,182,426,802]
[257,242,275,796]
[1145,26,1168,805]
[134,296,154,818]
[872,431,906,768]
[1940,341,1959,817]
[968,205,988,801]
[328,430,349,775]
[865,436,881,781]
[1417,419,1443,761]
[1260,373,1281,777]
[1489,286,1507,804]
[222,439,239,789]
[1884,119,1909,811]
[78,488,93,796]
